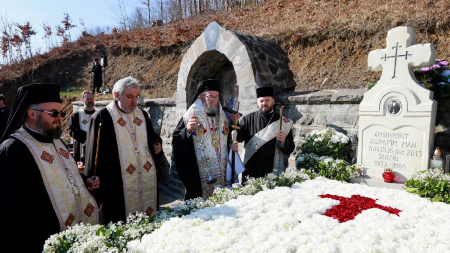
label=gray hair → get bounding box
[113,76,140,96]
[21,103,42,125]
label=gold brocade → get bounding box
[106,103,157,217]
[239,116,293,175]
[12,128,99,231]
[183,98,229,199]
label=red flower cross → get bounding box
[319,194,402,223]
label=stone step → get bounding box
[349,176,406,191]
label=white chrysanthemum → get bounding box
[128,178,450,252]
[329,135,340,144]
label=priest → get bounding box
[85,76,162,224]
[69,90,96,163]
[0,84,100,252]
[231,87,295,182]
[172,80,238,200]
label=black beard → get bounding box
[85,103,94,109]
[259,104,274,115]
[36,115,62,139]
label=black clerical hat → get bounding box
[256,87,274,98]
[0,83,61,143]
[192,79,220,104]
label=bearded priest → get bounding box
[0,84,100,252]
[231,87,295,183]
[84,76,162,224]
[172,80,239,200]
[68,90,96,163]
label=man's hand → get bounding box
[230,141,239,152]
[276,130,286,145]
[229,113,240,125]
[87,176,100,191]
[153,143,162,154]
[186,113,198,133]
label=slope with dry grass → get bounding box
[1,0,450,99]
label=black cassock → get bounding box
[85,104,162,224]
[236,111,295,182]
[68,109,95,162]
[172,119,202,200]
[0,127,91,252]
[0,106,10,138]
[92,63,102,88]
[172,118,232,200]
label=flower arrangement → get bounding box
[405,168,450,204]
[296,128,357,182]
[366,59,450,98]
[128,178,450,252]
[300,128,349,159]
[43,170,310,253]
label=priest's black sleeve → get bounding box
[68,112,87,143]
[141,108,163,160]
[235,116,248,143]
[281,129,295,155]
[0,138,60,252]
[172,118,202,200]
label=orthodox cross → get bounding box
[381,42,412,78]
[368,26,435,82]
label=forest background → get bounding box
[1,0,450,135]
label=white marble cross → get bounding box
[368,26,435,83]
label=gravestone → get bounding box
[357,26,437,183]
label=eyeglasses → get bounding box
[33,109,66,118]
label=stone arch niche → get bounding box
[175,22,295,116]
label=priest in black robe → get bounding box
[68,90,96,163]
[232,87,295,183]
[172,80,238,200]
[85,76,162,224]
[0,84,100,252]
[92,58,102,93]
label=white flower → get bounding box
[329,135,340,144]
[128,178,450,252]
[340,135,350,144]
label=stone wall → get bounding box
[73,89,450,200]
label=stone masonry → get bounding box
[176,22,295,117]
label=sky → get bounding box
[0,0,142,61]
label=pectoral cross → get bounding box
[368,26,435,82]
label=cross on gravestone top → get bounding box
[368,26,435,84]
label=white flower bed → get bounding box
[128,178,450,253]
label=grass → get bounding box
[60,86,86,98]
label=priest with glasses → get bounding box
[0,84,100,252]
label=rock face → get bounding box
[358,26,437,183]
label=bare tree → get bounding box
[160,0,164,21]
[110,0,131,30]
[140,0,152,26]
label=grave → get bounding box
[356,26,437,186]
